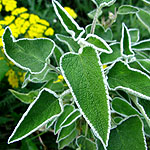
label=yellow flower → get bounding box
[0,56,4,60]
[38,19,50,26]
[45,27,54,36]
[4,15,15,25]
[20,13,29,19]
[64,7,77,19]
[29,14,40,24]
[2,0,17,12]
[11,7,27,16]
[0,4,2,11]
[0,28,4,36]
[6,69,19,88]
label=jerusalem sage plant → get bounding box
[2,0,150,149]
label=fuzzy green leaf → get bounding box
[52,0,85,41]
[56,34,80,53]
[3,27,55,74]
[132,39,150,50]
[86,24,113,41]
[58,129,77,149]
[108,61,150,100]
[121,23,134,56]
[136,9,150,32]
[57,122,76,142]
[8,88,62,143]
[60,46,110,146]
[112,97,141,116]
[10,89,39,104]
[118,5,139,14]
[84,34,112,53]
[54,104,75,134]
[100,43,121,64]
[107,116,147,150]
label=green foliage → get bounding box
[1,0,150,149]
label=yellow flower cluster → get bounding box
[64,7,77,19]
[0,0,55,88]
[0,0,17,12]
[5,69,25,88]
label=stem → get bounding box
[48,64,62,75]
[85,122,88,137]
[90,7,101,34]
[131,95,150,128]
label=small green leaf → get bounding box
[53,45,64,66]
[121,23,134,56]
[61,109,81,127]
[0,59,9,82]
[54,104,75,134]
[87,9,102,19]
[58,129,77,149]
[107,116,147,150]
[3,27,55,74]
[112,97,141,117]
[129,28,140,43]
[92,0,116,8]
[9,89,39,104]
[57,122,76,142]
[56,34,80,53]
[8,88,63,143]
[118,5,139,15]
[76,136,97,150]
[60,46,110,146]
[100,43,121,64]
[132,39,150,51]
[108,61,150,100]
[136,9,150,32]
[137,59,150,74]
[84,34,112,53]
[86,24,113,41]
[52,0,85,41]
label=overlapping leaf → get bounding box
[60,46,110,146]
[118,5,139,14]
[3,27,55,74]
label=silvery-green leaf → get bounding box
[142,118,150,136]
[8,88,63,143]
[137,59,150,74]
[142,0,150,5]
[3,27,55,74]
[52,0,85,41]
[121,23,134,57]
[86,24,113,41]
[91,0,116,8]
[60,46,110,146]
[129,28,140,43]
[108,61,150,100]
[58,129,77,149]
[57,122,76,142]
[100,43,121,65]
[0,59,9,82]
[56,34,80,53]
[9,89,39,104]
[132,39,150,51]
[112,97,141,117]
[54,104,75,134]
[107,116,147,150]
[61,109,81,127]
[87,9,102,19]
[118,5,139,15]
[76,136,97,150]
[83,34,112,53]
[136,9,150,32]
[53,45,64,66]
